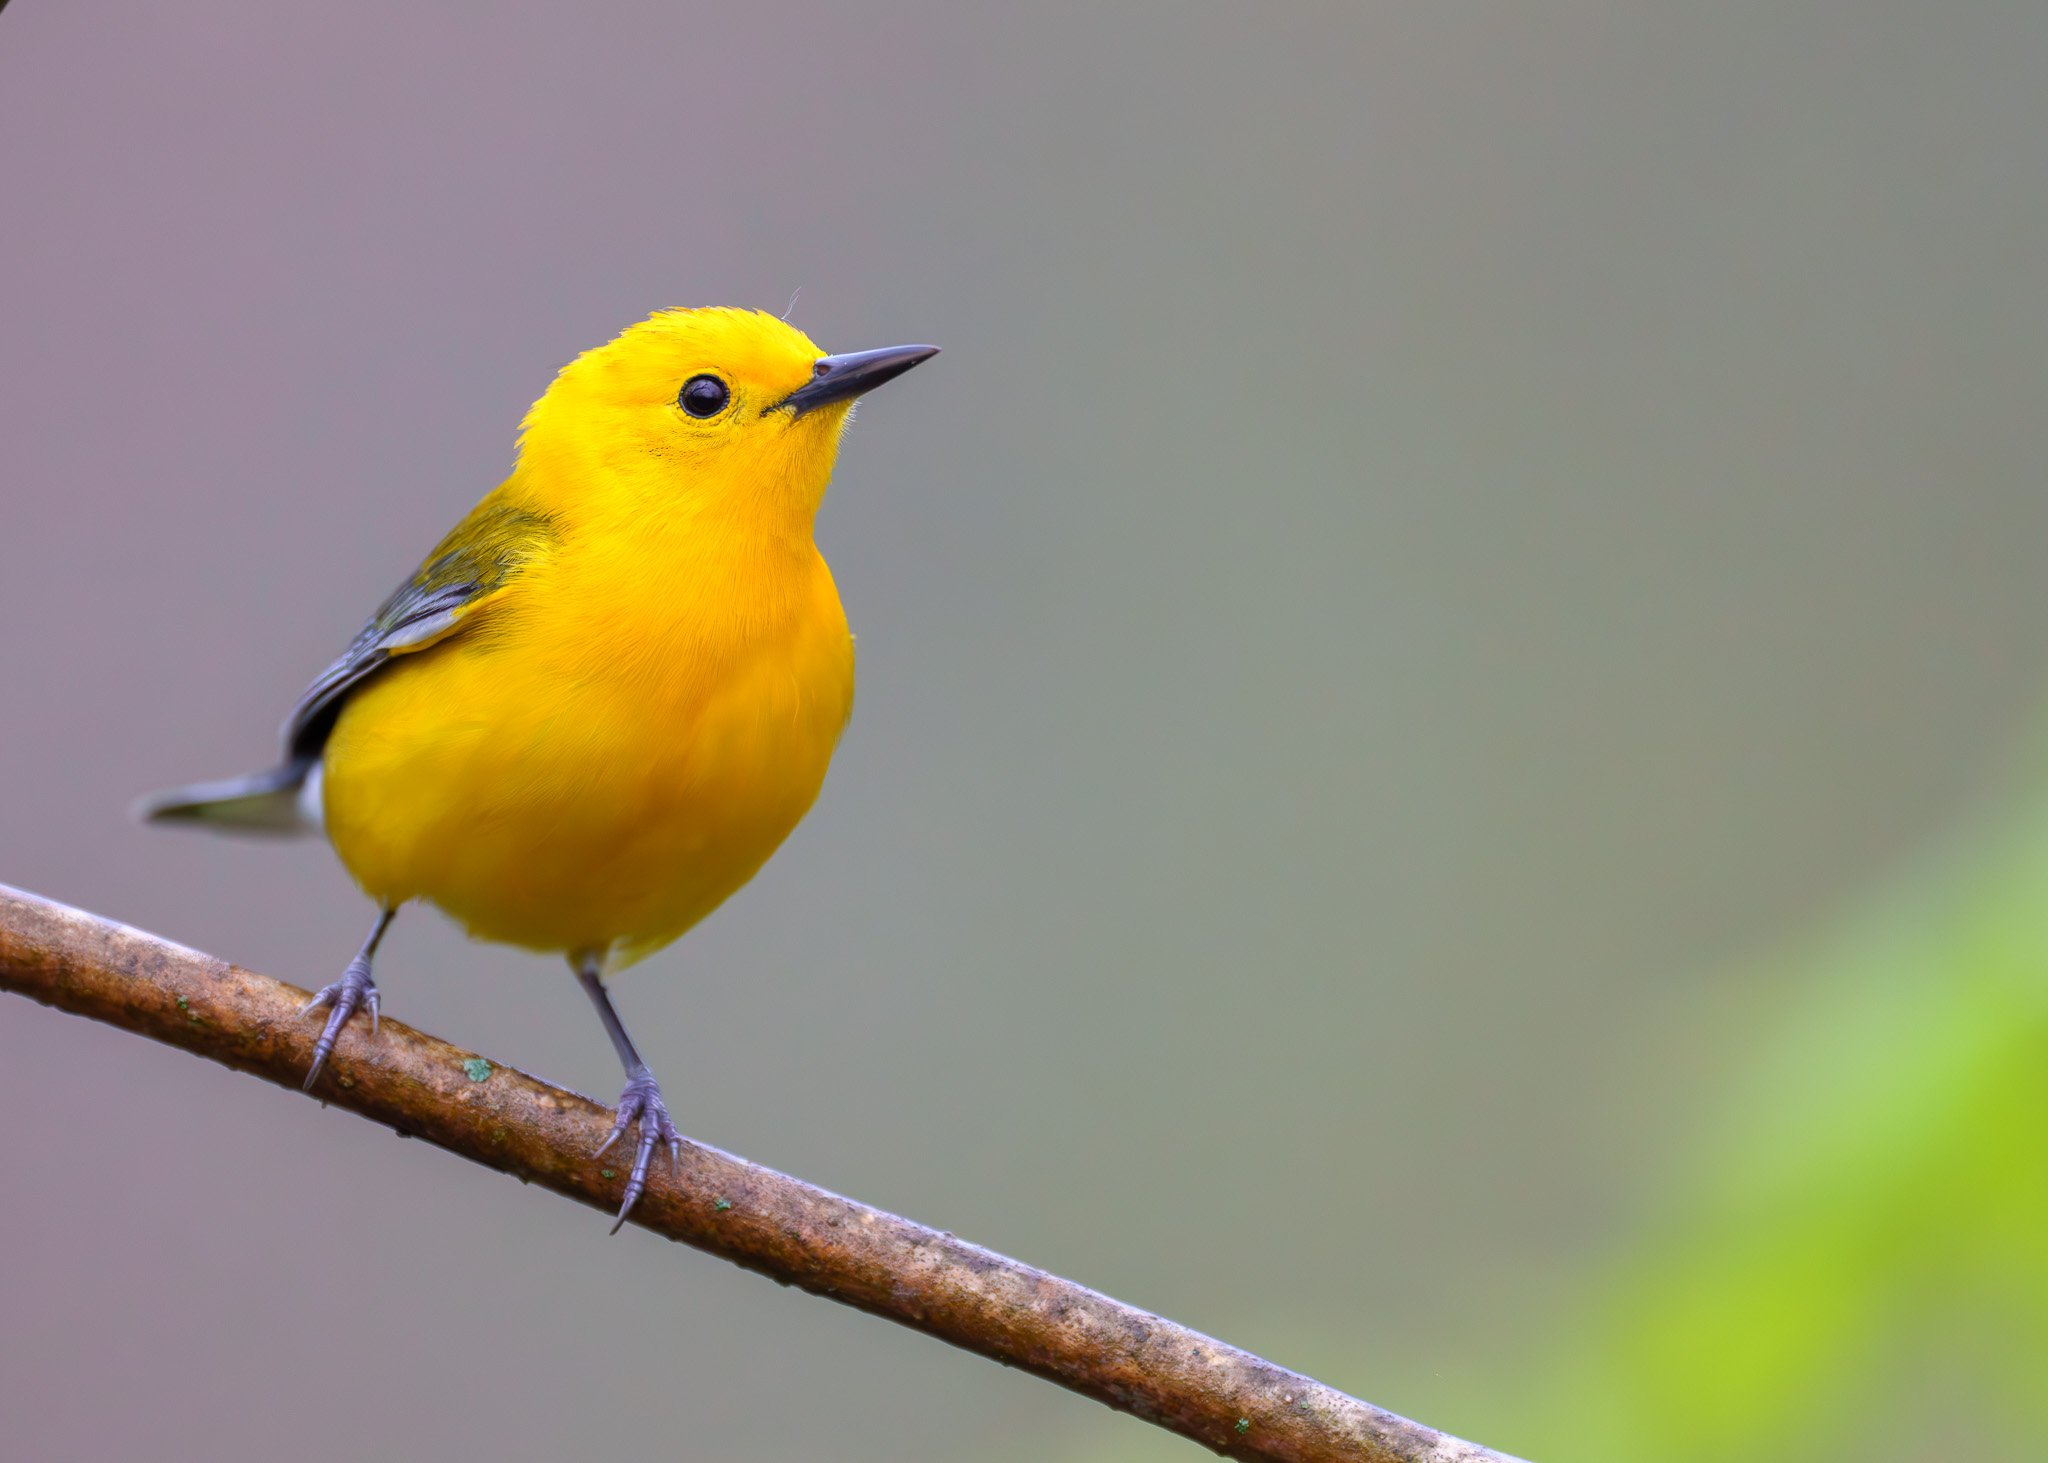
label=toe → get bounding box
[304,1001,351,1089]
[299,969,381,1089]
[611,1127,658,1234]
[602,1080,681,1233]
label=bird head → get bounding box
[517,307,937,530]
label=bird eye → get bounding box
[678,375,730,418]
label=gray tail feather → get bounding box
[135,760,319,837]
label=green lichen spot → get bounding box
[601,1168,617,1180]
[1235,1418,1251,1435]
[462,1058,492,1082]
[713,1198,733,1213]
[176,996,189,1010]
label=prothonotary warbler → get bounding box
[141,308,938,1228]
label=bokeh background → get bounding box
[4,5,2046,1460]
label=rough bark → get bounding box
[0,882,1526,1463]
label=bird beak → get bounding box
[776,343,940,417]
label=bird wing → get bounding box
[282,495,557,761]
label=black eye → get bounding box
[679,375,730,418]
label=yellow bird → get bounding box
[141,308,938,1227]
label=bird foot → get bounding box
[595,1065,683,1233]
[299,954,380,1090]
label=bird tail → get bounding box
[135,760,321,837]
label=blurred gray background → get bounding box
[3,4,2046,1460]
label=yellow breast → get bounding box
[320,536,855,965]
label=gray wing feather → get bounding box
[280,585,474,759]
[279,499,555,761]
[139,499,555,835]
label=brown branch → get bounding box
[0,882,1525,1463]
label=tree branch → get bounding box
[0,882,1524,1463]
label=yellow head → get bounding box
[514,307,937,531]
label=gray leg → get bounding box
[575,952,683,1232]
[301,906,396,1089]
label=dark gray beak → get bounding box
[776,343,940,417]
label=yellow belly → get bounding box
[320,568,854,967]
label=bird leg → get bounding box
[300,906,395,1089]
[576,953,683,1232]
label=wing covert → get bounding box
[282,498,555,761]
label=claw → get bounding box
[602,1067,683,1234]
[300,953,380,1090]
